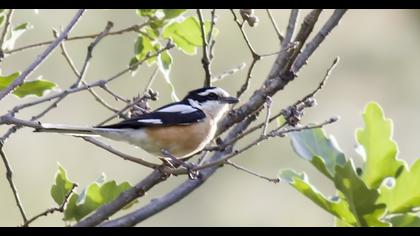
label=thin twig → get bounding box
[207,9,217,44]
[53,29,120,114]
[0,9,85,101]
[236,58,258,98]
[211,63,246,83]
[5,22,150,54]
[226,161,280,183]
[96,96,147,126]
[22,183,77,227]
[191,118,339,173]
[75,21,114,87]
[0,9,14,49]
[0,140,28,224]
[197,9,212,87]
[207,9,217,60]
[266,9,284,42]
[82,137,159,169]
[267,9,301,80]
[261,96,272,136]
[7,42,174,115]
[99,84,129,102]
[143,66,159,94]
[296,56,340,106]
[230,9,259,58]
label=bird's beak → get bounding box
[220,96,239,104]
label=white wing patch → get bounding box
[137,119,163,124]
[157,104,197,114]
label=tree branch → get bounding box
[0,9,14,53]
[226,160,280,183]
[197,9,212,87]
[5,22,150,55]
[53,29,120,114]
[292,9,347,73]
[0,9,85,101]
[81,137,159,169]
[266,9,284,42]
[0,139,28,224]
[22,183,77,227]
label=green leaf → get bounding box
[289,127,346,177]
[3,22,30,50]
[334,160,388,226]
[0,72,20,89]
[387,213,420,227]
[134,35,160,66]
[137,9,158,18]
[0,72,55,98]
[0,16,4,26]
[13,78,56,98]
[158,50,172,75]
[163,9,186,19]
[357,102,404,189]
[157,50,179,101]
[63,174,136,222]
[50,164,75,205]
[276,116,286,127]
[163,16,216,55]
[279,169,357,225]
[378,159,420,213]
[143,26,160,40]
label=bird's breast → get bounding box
[143,118,215,158]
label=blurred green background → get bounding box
[1,9,420,226]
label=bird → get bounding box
[34,87,239,165]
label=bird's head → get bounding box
[183,87,239,120]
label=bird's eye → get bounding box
[208,93,218,99]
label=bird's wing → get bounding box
[96,103,206,129]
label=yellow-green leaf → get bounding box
[357,102,404,189]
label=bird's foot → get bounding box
[160,149,199,179]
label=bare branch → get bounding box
[211,63,246,83]
[8,42,174,115]
[75,21,114,87]
[82,137,159,169]
[266,9,284,42]
[197,9,212,87]
[292,9,347,73]
[296,56,340,106]
[53,29,120,114]
[0,140,28,224]
[0,9,14,52]
[283,9,300,45]
[226,161,280,183]
[261,96,272,136]
[192,117,339,172]
[22,183,77,227]
[5,22,150,55]
[0,9,85,101]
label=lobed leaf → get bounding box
[357,102,404,189]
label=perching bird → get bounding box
[34,87,239,161]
